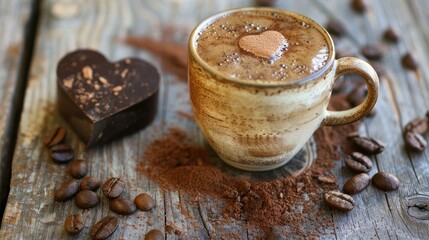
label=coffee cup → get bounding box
[188,8,379,171]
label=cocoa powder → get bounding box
[137,95,359,238]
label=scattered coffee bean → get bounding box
[323,191,355,212]
[345,152,372,173]
[75,190,100,209]
[326,19,347,37]
[134,193,156,211]
[348,133,385,154]
[347,85,367,107]
[109,197,137,215]
[50,144,74,163]
[69,159,88,179]
[404,131,427,152]
[64,214,84,235]
[80,176,102,191]
[145,229,164,240]
[404,117,428,134]
[317,175,336,184]
[383,27,400,43]
[254,0,276,7]
[102,177,126,199]
[351,0,368,13]
[90,216,118,240]
[268,226,286,240]
[43,127,67,147]
[401,52,418,70]
[54,179,79,202]
[343,173,371,194]
[361,44,384,60]
[372,172,400,191]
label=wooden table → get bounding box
[1,0,429,239]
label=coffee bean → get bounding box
[405,118,428,134]
[317,175,336,184]
[64,214,84,235]
[372,172,400,191]
[90,216,118,240]
[326,19,347,37]
[80,176,102,191]
[351,0,368,13]
[401,53,418,70]
[50,144,74,163]
[109,197,137,215]
[145,229,163,240]
[361,44,384,60]
[134,193,155,211]
[75,190,100,209]
[254,0,276,7]
[323,191,355,212]
[343,173,371,194]
[404,131,427,152]
[102,177,126,199]
[69,159,88,179]
[44,127,67,147]
[383,27,400,43]
[348,133,385,154]
[345,152,372,173]
[54,179,79,202]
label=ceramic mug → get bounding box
[188,8,379,171]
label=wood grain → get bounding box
[2,0,429,239]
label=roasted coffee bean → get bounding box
[80,176,102,191]
[361,44,384,60]
[343,173,371,194]
[102,177,126,199]
[404,118,428,134]
[372,172,400,191]
[44,127,67,147]
[50,144,74,163]
[54,179,79,202]
[326,19,347,37]
[90,216,118,240]
[64,214,84,235]
[351,0,368,13]
[317,175,336,184]
[134,193,155,211]
[383,27,400,43]
[254,0,276,7]
[401,53,418,70]
[109,197,137,215]
[268,226,286,240]
[348,133,385,154]
[69,159,88,179]
[145,229,164,240]
[404,131,427,152]
[323,191,355,212]
[347,85,367,107]
[345,152,372,173]
[75,190,100,209]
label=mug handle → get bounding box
[322,57,380,126]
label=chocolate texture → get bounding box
[57,49,159,147]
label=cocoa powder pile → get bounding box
[137,95,359,238]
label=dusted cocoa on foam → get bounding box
[196,10,331,82]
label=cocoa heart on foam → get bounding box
[238,30,287,60]
[56,49,160,147]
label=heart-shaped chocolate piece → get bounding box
[57,49,159,147]
[239,30,288,60]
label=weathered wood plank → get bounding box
[0,0,36,224]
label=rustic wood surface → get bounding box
[1,0,429,239]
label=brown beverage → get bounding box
[195,9,331,82]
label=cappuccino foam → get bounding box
[195,10,331,82]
